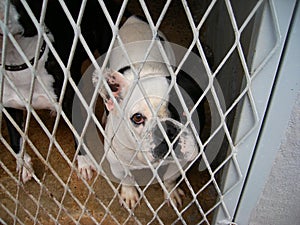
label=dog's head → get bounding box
[93,67,198,167]
[0,0,42,42]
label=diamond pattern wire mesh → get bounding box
[0,0,279,224]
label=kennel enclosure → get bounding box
[0,0,299,224]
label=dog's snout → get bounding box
[152,120,180,159]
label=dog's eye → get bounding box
[131,113,145,125]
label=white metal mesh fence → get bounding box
[0,0,283,224]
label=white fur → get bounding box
[16,152,33,183]
[77,155,97,180]
[120,185,139,208]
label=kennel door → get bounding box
[212,0,298,224]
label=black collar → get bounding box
[1,40,47,72]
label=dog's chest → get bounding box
[1,36,57,110]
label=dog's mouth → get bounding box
[138,118,198,166]
[151,119,181,159]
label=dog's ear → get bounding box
[93,69,130,111]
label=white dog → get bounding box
[93,16,198,208]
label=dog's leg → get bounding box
[162,163,185,208]
[16,152,33,183]
[164,179,185,208]
[60,79,97,181]
[106,151,139,209]
[74,117,97,180]
[5,108,33,183]
[118,174,140,208]
[77,153,96,180]
[5,108,23,152]
[119,174,139,209]
[120,184,139,209]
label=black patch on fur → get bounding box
[152,121,180,159]
[167,70,206,140]
[118,66,131,74]
[11,0,38,37]
[4,108,23,153]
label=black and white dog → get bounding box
[0,0,120,182]
[93,16,200,208]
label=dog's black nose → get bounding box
[152,120,180,159]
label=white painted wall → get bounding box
[249,94,300,225]
[233,1,300,223]
[247,2,300,223]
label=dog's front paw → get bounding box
[164,181,185,208]
[77,155,96,180]
[16,153,34,183]
[120,185,139,209]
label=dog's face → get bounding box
[93,68,198,167]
